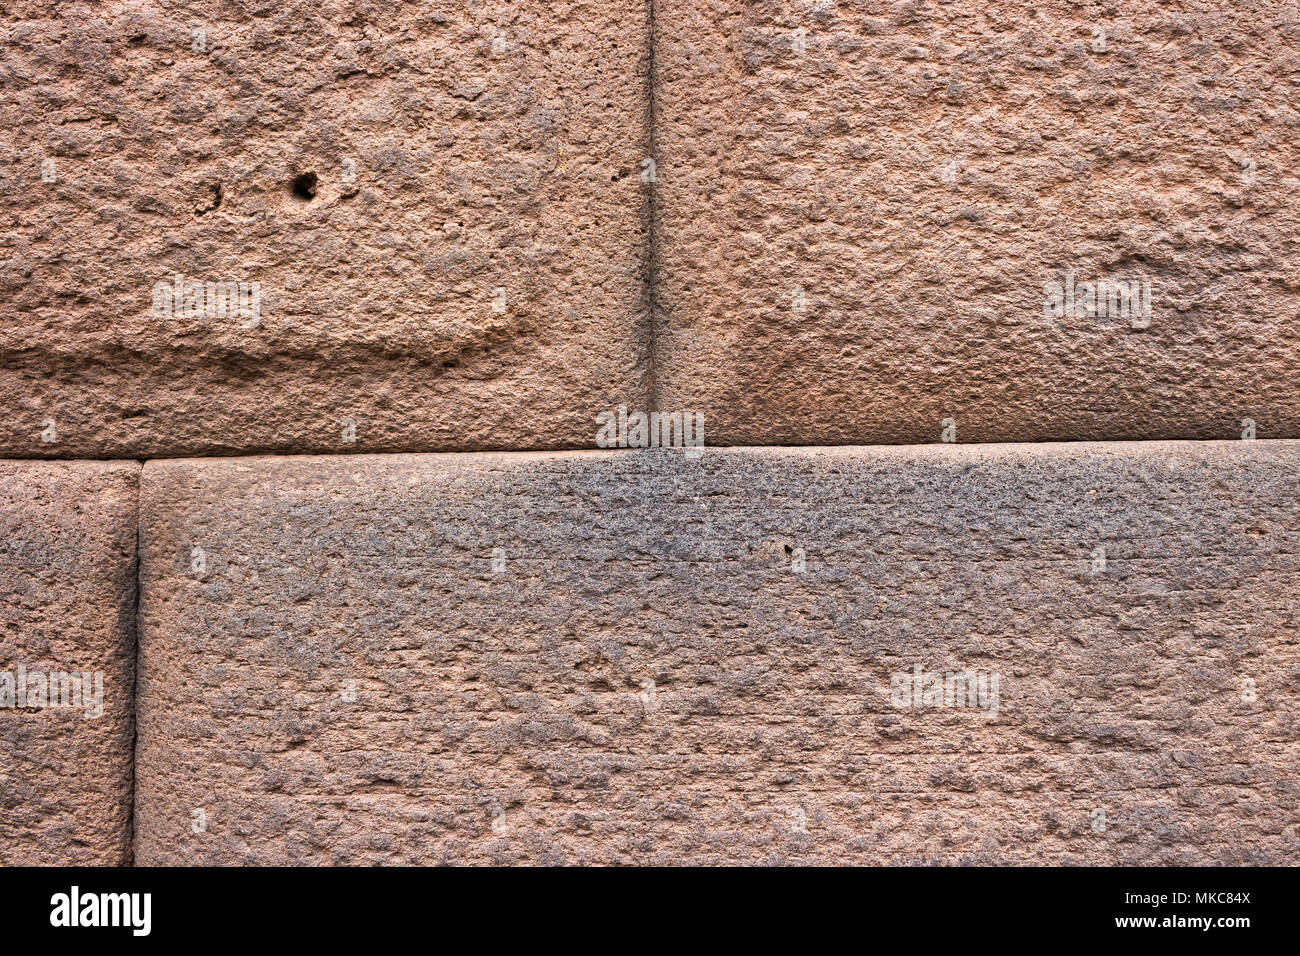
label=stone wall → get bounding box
[1,1,1297,865]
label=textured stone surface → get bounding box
[136,442,1299,864]
[654,0,1300,445]
[0,461,139,865]
[0,1,650,458]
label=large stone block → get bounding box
[0,461,139,865]
[0,0,651,458]
[653,0,1300,444]
[136,442,1299,864]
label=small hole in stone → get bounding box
[291,172,318,201]
[195,182,222,216]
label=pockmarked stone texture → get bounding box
[654,1,1300,445]
[0,1,650,458]
[136,442,1299,864]
[0,461,139,865]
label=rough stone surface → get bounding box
[0,1,650,458]
[0,460,139,865]
[136,442,1299,864]
[654,1,1300,445]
